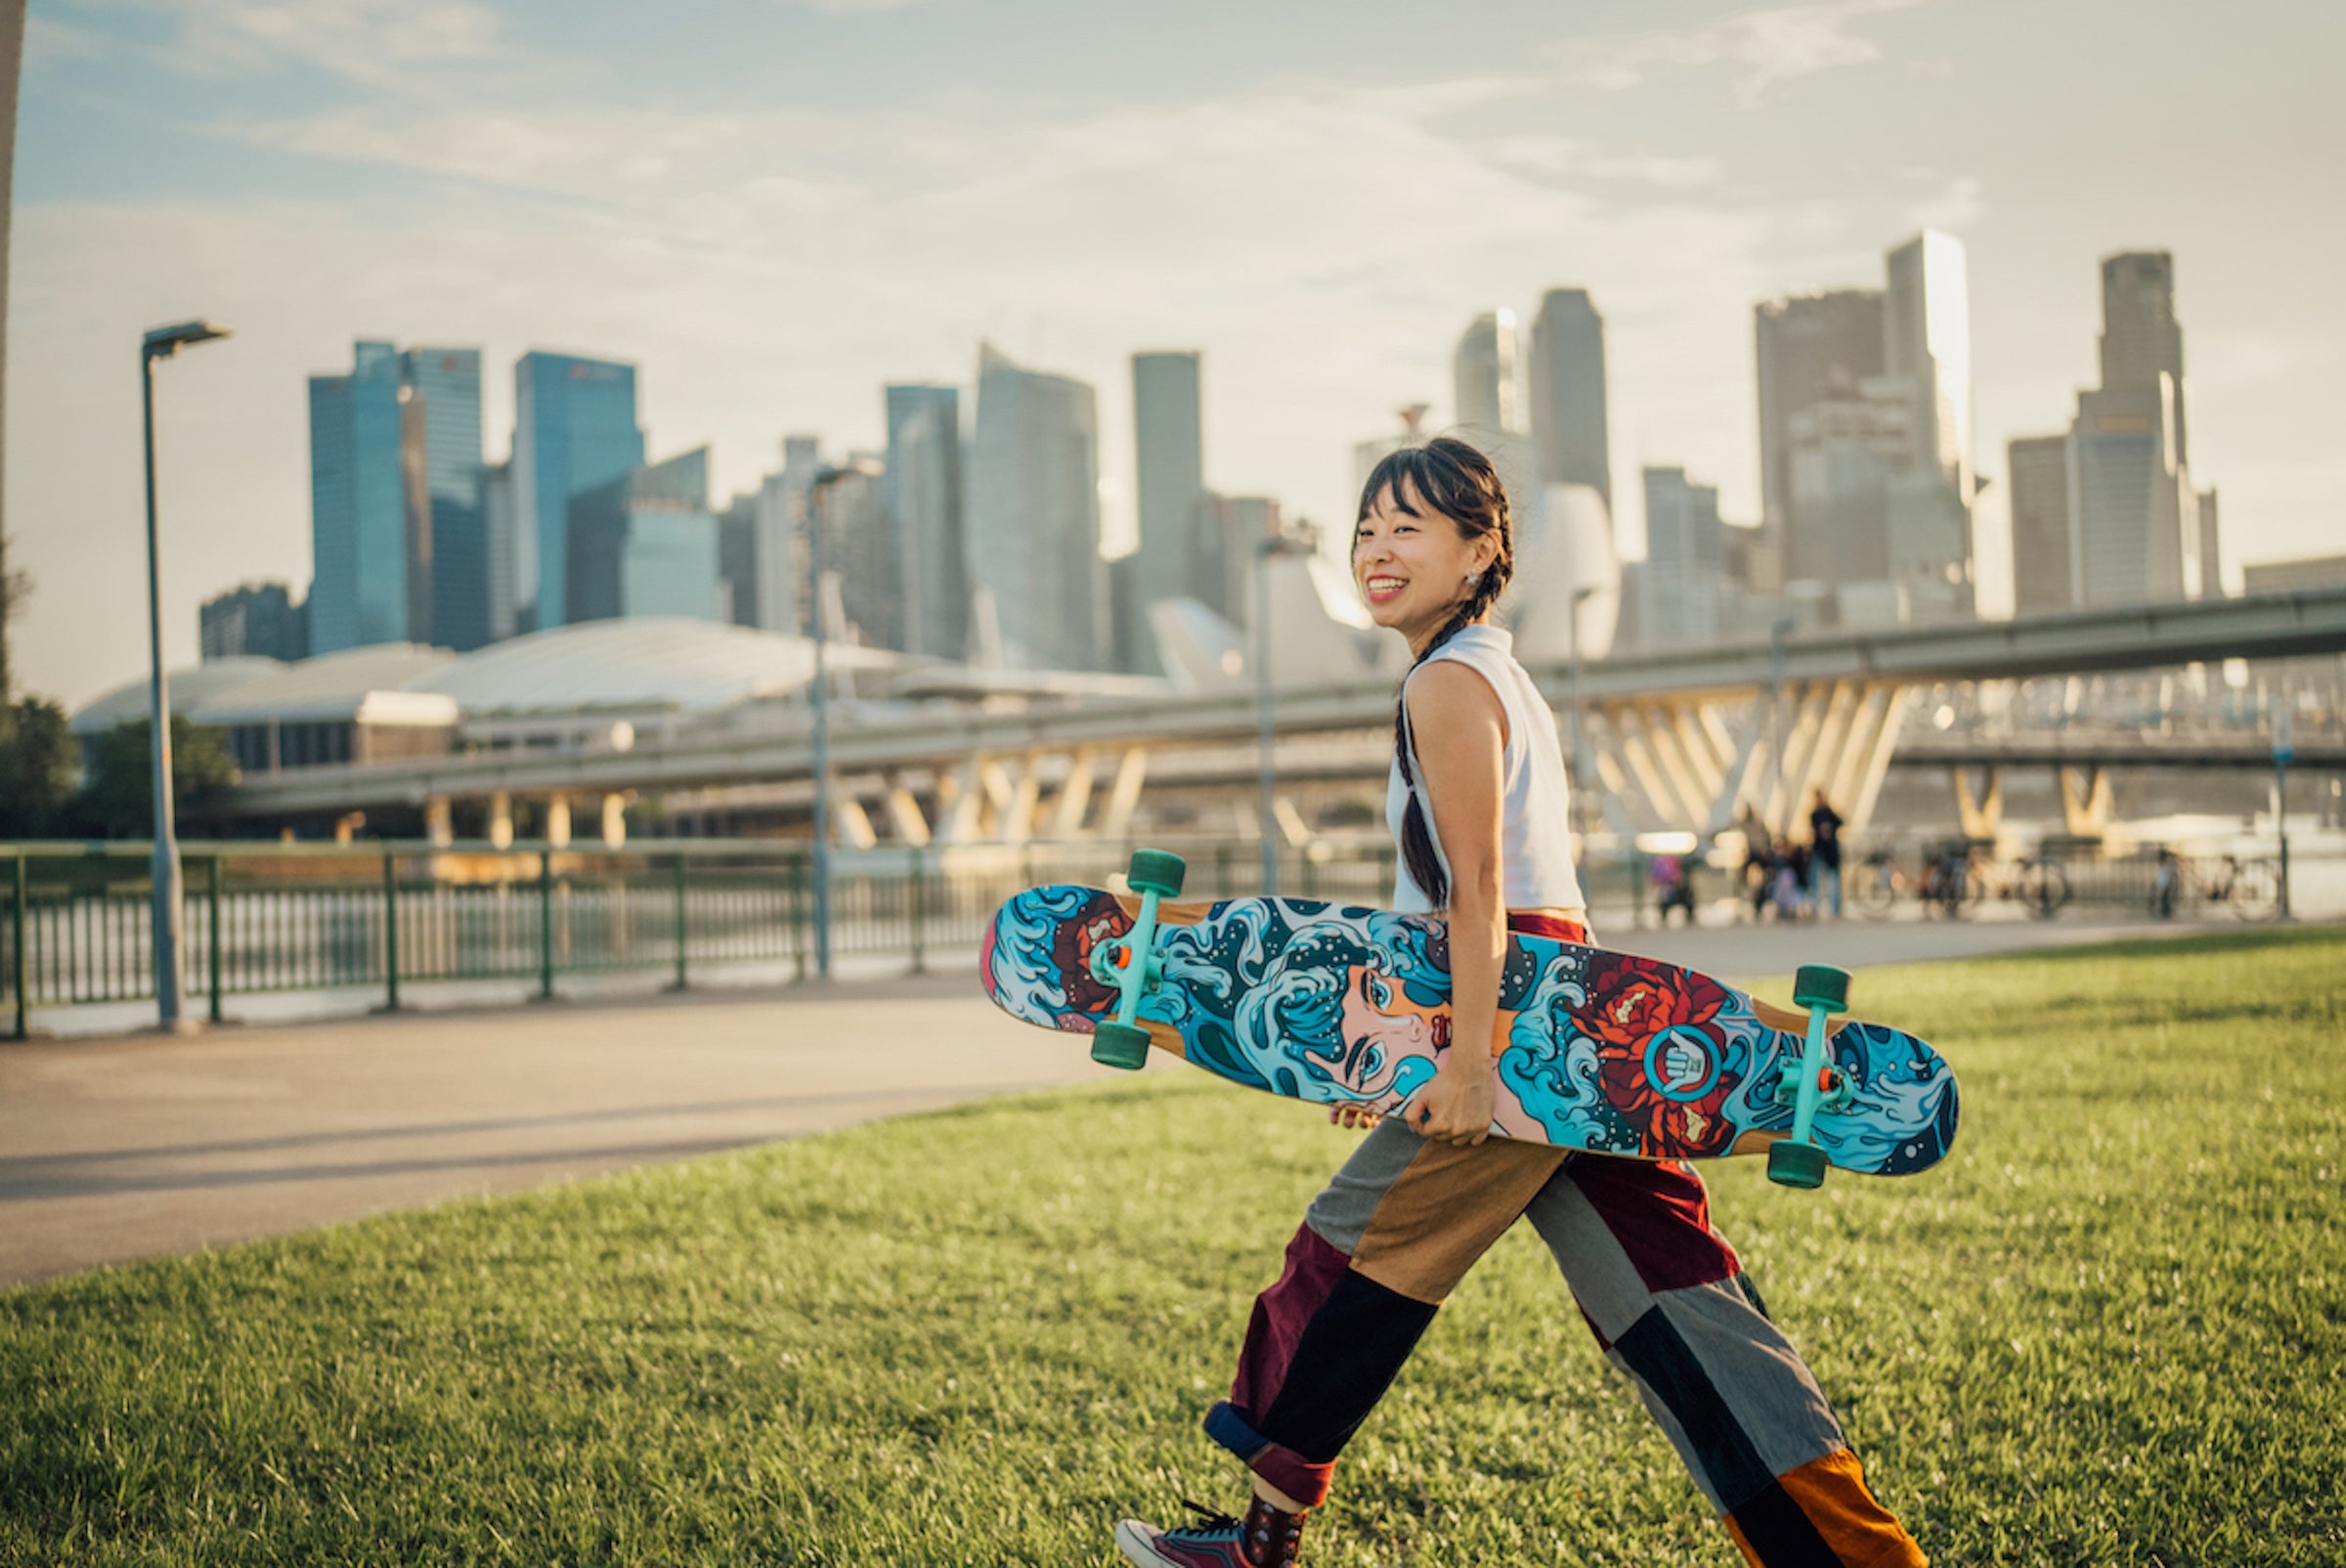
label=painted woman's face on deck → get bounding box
[1333,964,1453,1096]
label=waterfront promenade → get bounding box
[0,915,2248,1289]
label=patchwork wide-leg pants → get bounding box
[1202,1122,1926,1567]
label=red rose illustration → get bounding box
[1583,956,1739,1157]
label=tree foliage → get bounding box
[0,697,79,837]
[66,718,240,840]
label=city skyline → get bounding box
[11,0,2344,705]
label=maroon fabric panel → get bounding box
[1507,912,1591,943]
[1567,1154,1742,1293]
[1230,1221,1352,1420]
[1252,1439,1339,1510]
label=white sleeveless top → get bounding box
[1383,624,1585,915]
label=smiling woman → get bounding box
[1113,436,1930,1568]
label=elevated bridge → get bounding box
[214,588,2346,849]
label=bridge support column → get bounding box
[833,798,880,849]
[885,774,933,847]
[1953,766,2004,842]
[1846,686,1912,833]
[488,792,514,850]
[1048,749,1100,838]
[1099,748,1150,841]
[600,793,628,849]
[544,795,572,849]
[425,796,453,849]
[2059,765,2113,838]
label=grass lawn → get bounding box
[4,928,2343,1566]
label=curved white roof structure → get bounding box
[403,618,905,716]
[71,646,456,733]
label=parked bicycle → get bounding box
[2152,849,2280,922]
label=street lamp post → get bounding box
[805,457,883,980]
[1766,617,1797,837]
[1254,524,1315,893]
[140,320,232,1033]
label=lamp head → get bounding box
[143,320,234,360]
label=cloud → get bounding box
[92,0,521,94]
[11,70,1790,703]
[1555,0,1930,109]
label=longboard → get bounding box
[981,883,1959,1180]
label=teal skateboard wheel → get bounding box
[1091,1021,1151,1070]
[1126,849,1187,899]
[1791,964,1850,1013]
[1767,1139,1830,1189]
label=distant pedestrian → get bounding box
[1808,791,1845,918]
[1651,851,1696,926]
[1777,840,1810,921]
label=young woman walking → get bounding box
[1114,438,1926,1568]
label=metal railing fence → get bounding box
[1,838,1444,1037]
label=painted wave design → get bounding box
[983,889,1958,1174]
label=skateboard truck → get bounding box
[1768,964,1852,1190]
[1087,849,1186,1070]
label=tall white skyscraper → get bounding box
[968,343,1107,671]
[1452,310,1531,515]
[1527,289,1611,519]
[1884,231,1977,505]
[1130,351,1211,672]
[884,385,965,659]
[2100,251,2188,466]
[1755,290,1885,542]
[753,435,821,636]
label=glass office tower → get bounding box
[398,347,486,650]
[514,352,647,632]
[307,341,408,655]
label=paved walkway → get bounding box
[0,916,2245,1290]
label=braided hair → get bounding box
[1357,436,1515,910]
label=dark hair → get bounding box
[1356,435,1515,909]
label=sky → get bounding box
[9,0,2343,710]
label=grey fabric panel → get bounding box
[1519,1161,1656,1342]
[1653,1280,1848,1481]
[1302,1119,1425,1255]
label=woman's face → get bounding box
[1352,476,1495,646]
[1333,963,1452,1096]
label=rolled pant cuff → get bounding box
[1203,1402,1335,1508]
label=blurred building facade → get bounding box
[885,384,967,660]
[1527,288,1612,521]
[1129,352,1214,674]
[566,448,721,624]
[199,582,307,663]
[514,351,646,634]
[2006,251,2222,612]
[967,343,1108,671]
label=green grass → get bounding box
[5,929,2344,1566]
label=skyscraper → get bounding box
[199,583,306,662]
[513,351,646,633]
[885,384,967,659]
[1130,352,1209,673]
[2006,434,2074,615]
[1527,289,1611,517]
[481,459,516,641]
[307,341,409,656]
[1635,466,1726,645]
[2070,378,2193,606]
[2099,251,2187,466]
[823,453,897,650]
[565,448,720,623]
[1883,231,1977,504]
[755,436,822,637]
[398,347,486,651]
[967,343,1107,671]
[1755,290,1885,541]
[1453,311,1530,515]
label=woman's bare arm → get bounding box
[1396,661,1508,1147]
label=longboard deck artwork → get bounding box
[981,886,1960,1177]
